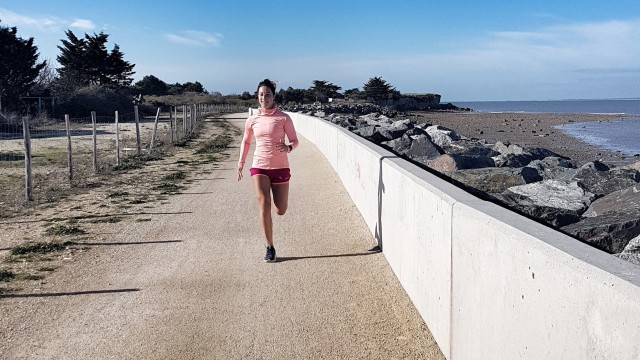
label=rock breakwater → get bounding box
[299,109,640,265]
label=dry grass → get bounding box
[0,115,238,294]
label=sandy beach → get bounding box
[411,111,639,167]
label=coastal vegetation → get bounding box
[1,20,451,124]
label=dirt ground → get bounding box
[0,117,237,296]
[0,119,178,217]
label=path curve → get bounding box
[1,114,444,359]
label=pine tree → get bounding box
[363,77,396,103]
[56,30,135,89]
[56,30,87,86]
[108,45,135,87]
[83,32,110,85]
[310,80,342,103]
[0,20,47,111]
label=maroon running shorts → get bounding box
[250,168,291,184]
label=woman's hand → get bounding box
[276,139,290,153]
[237,163,244,181]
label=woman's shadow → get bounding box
[276,249,381,263]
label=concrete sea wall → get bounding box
[287,112,640,360]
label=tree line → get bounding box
[0,20,212,117]
[1,19,400,118]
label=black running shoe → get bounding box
[264,246,276,263]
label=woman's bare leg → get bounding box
[252,175,273,247]
[271,182,290,215]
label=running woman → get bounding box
[237,79,299,262]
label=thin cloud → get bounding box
[220,17,640,99]
[70,19,95,30]
[0,8,97,33]
[573,67,640,75]
[0,7,61,31]
[164,30,222,47]
[485,18,640,68]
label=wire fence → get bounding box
[0,103,245,216]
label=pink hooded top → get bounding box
[238,105,299,169]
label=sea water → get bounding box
[449,99,640,158]
[555,119,640,157]
[449,99,640,115]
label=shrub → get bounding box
[59,85,134,117]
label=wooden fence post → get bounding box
[150,107,160,149]
[192,104,197,132]
[115,110,120,167]
[91,111,98,173]
[65,114,73,184]
[22,116,33,201]
[134,105,141,156]
[187,105,191,136]
[169,106,178,144]
[183,105,187,139]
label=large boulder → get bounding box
[501,180,596,227]
[569,161,640,197]
[352,125,385,143]
[404,134,443,165]
[562,213,640,254]
[382,134,413,155]
[526,147,569,161]
[352,118,414,144]
[405,127,428,137]
[425,125,460,148]
[561,185,640,253]
[383,119,413,139]
[525,157,576,180]
[426,154,495,173]
[492,142,567,168]
[326,114,356,128]
[493,141,526,155]
[358,113,392,126]
[615,234,640,266]
[456,145,500,158]
[444,138,498,157]
[582,185,640,217]
[620,161,640,172]
[494,153,534,168]
[450,167,543,194]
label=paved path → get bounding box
[1,114,444,359]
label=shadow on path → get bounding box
[0,211,193,224]
[276,249,382,263]
[74,240,183,247]
[375,155,399,252]
[0,288,140,299]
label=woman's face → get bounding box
[258,85,275,109]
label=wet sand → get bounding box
[411,111,639,167]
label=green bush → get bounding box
[11,241,73,255]
[59,85,134,117]
[44,223,85,236]
[0,269,15,282]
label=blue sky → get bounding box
[1,0,640,101]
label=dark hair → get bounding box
[257,78,276,94]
